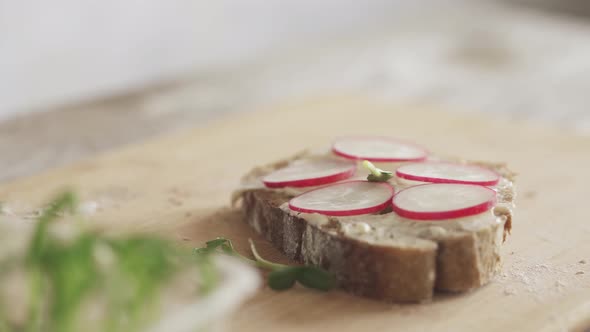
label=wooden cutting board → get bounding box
[1,96,589,332]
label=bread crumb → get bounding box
[554,280,567,289]
[503,286,517,296]
[177,234,191,242]
[522,191,537,199]
[344,222,372,235]
[168,197,183,206]
[168,187,192,198]
[575,271,584,275]
[579,260,586,264]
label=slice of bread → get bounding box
[233,152,515,302]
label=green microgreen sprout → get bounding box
[195,237,335,292]
[362,160,393,182]
[0,191,214,332]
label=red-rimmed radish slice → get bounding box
[396,162,500,186]
[392,183,496,220]
[262,158,356,188]
[332,136,428,162]
[289,181,394,216]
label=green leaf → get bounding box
[194,247,210,255]
[267,267,298,290]
[23,191,78,332]
[205,238,228,250]
[44,234,100,332]
[195,254,218,294]
[367,173,393,182]
[194,237,230,256]
[296,266,336,291]
[27,191,77,264]
[25,269,45,332]
[105,236,182,331]
[221,243,234,255]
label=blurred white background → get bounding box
[1,0,589,134]
[0,0,430,117]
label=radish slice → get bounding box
[332,136,428,162]
[396,162,500,186]
[392,183,496,220]
[262,158,356,188]
[289,181,394,216]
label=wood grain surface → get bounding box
[0,96,589,331]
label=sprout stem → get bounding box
[362,160,393,182]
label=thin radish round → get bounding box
[262,158,356,188]
[332,136,428,162]
[289,181,394,216]
[392,183,496,220]
[396,162,500,186]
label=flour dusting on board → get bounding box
[496,253,589,300]
[0,201,41,220]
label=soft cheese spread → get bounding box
[232,152,515,247]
